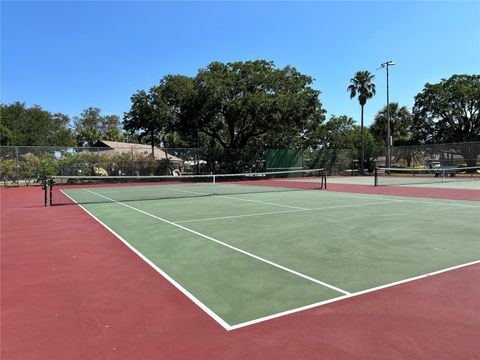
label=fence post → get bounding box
[15,146,19,186]
[49,178,53,206]
[43,176,48,206]
[130,147,133,176]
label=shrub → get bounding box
[19,153,40,185]
[0,159,17,186]
[37,157,58,179]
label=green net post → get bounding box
[42,176,48,207]
[49,178,53,206]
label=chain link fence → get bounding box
[0,146,202,186]
[1,141,479,185]
[304,141,480,175]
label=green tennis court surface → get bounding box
[400,181,480,189]
[63,186,480,329]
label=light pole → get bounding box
[378,61,395,168]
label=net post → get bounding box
[374,168,378,186]
[323,169,327,190]
[49,178,53,206]
[43,176,48,207]
[212,174,216,195]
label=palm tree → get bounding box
[348,71,376,175]
[371,103,415,166]
[371,103,412,146]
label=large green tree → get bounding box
[74,107,124,147]
[159,74,198,148]
[125,60,325,171]
[0,102,75,146]
[191,60,324,149]
[412,74,480,166]
[170,60,325,171]
[348,71,376,175]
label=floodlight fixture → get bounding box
[378,61,395,69]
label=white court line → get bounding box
[152,187,210,197]
[402,199,480,208]
[176,209,305,223]
[219,195,308,210]
[229,259,480,330]
[81,188,350,297]
[321,189,480,207]
[59,190,233,331]
[175,200,404,224]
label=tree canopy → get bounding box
[412,74,480,144]
[371,103,413,146]
[348,71,376,107]
[0,102,75,146]
[74,107,124,147]
[3,66,479,174]
[125,60,326,170]
[320,115,357,149]
[169,60,325,150]
[319,115,381,172]
[123,88,172,156]
[412,74,480,166]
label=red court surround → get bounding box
[2,186,479,359]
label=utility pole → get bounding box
[378,61,395,168]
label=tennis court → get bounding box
[50,171,480,330]
[328,167,480,190]
[328,176,480,189]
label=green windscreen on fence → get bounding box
[266,149,303,171]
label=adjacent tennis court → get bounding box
[328,167,480,190]
[51,172,480,329]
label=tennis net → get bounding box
[374,166,480,187]
[45,168,326,206]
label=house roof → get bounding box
[94,140,184,162]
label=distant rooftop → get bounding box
[94,140,184,162]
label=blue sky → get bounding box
[1,1,479,127]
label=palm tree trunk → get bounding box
[360,105,365,175]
